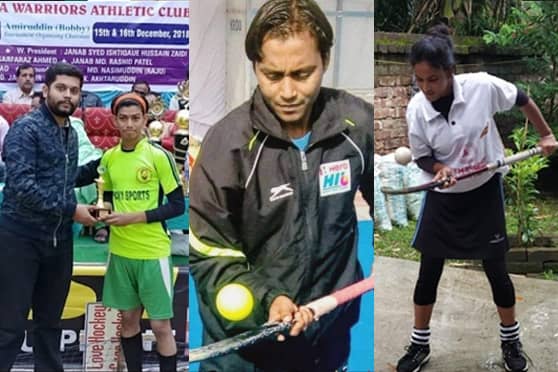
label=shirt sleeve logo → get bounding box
[319,159,352,197]
[136,167,153,183]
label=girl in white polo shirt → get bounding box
[395,24,557,372]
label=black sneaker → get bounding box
[396,343,431,372]
[502,340,528,372]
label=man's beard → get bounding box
[49,100,77,117]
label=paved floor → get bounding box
[374,256,558,372]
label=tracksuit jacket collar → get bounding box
[250,87,348,146]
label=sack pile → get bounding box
[374,153,426,231]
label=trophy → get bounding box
[94,166,111,218]
[147,120,164,144]
[172,109,189,195]
[176,80,189,110]
[173,109,189,170]
[147,97,166,143]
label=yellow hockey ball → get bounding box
[216,283,254,321]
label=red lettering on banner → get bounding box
[90,5,154,17]
[92,344,104,351]
[0,3,8,13]
[11,2,86,15]
[158,7,189,18]
[11,3,28,13]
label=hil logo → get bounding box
[319,159,351,197]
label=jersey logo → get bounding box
[319,159,351,197]
[269,183,294,202]
[137,167,153,183]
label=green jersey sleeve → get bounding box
[153,147,181,194]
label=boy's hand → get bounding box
[99,211,146,226]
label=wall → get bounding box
[374,32,533,154]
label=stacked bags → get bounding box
[374,152,425,231]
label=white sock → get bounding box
[500,321,520,342]
[411,327,431,346]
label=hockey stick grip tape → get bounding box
[306,276,375,318]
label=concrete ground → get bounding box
[374,256,558,372]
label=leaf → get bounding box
[442,0,455,18]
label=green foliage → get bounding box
[374,0,415,33]
[483,2,558,133]
[542,269,558,281]
[504,126,549,246]
[374,221,420,261]
[375,0,519,36]
[451,0,520,37]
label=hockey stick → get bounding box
[189,275,375,363]
[380,147,542,195]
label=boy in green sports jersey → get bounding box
[97,92,185,372]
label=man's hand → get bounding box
[98,211,146,226]
[73,204,97,226]
[268,295,314,341]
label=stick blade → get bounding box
[189,322,289,362]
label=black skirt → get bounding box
[412,174,509,259]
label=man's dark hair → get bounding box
[44,62,84,87]
[245,0,333,64]
[16,63,35,77]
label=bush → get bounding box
[505,126,549,246]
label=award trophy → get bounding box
[176,80,189,110]
[94,167,111,218]
[174,109,189,194]
[147,120,164,144]
[147,97,166,144]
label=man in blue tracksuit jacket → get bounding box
[0,63,99,370]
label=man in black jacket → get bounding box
[0,62,98,370]
[189,1,373,371]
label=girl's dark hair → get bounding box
[245,0,333,64]
[409,23,455,70]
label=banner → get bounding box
[0,1,189,91]
[83,303,122,372]
[15,265,188,368]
